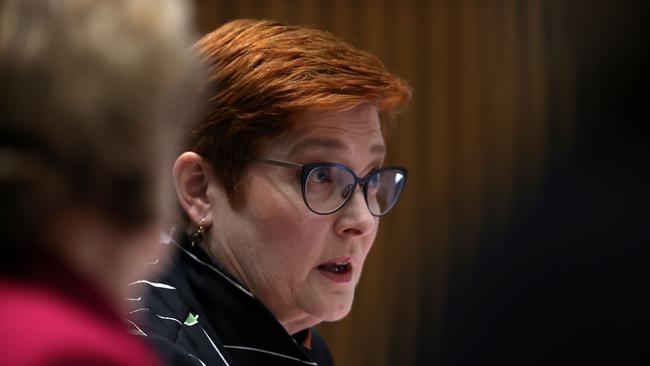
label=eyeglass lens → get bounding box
[304,165,405,216]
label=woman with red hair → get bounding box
[128,19,411,366]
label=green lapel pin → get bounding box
[184,312,199,326]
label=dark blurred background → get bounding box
[191,1,649,364]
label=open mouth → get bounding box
[317,259,353,283]
[318,262,351,273]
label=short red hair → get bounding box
[188,19,411,204]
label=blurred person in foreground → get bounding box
[126,19,411,366]
[0,0,199,364]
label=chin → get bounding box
[319,300,354,322]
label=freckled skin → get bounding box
[205,103,385,335]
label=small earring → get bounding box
[190,217,206,247]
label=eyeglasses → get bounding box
[258,158,407,217]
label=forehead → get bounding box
[279,103,385,156]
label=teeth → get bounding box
[319,262,351,273]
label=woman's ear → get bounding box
[173,152,216,226]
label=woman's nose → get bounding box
[334,186,377,238]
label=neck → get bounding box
[44,210,162,313]
[279,312,321,336]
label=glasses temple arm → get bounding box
[258,158,304,169]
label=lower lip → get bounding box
[317,267,353,283]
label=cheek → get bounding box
[244,191,331,274]
[242,207,333,310]
[357,222,379,270]
[255,214,329,265]
[248,176,325,238]
[366,224,379,252]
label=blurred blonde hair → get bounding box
[0,0,201,270]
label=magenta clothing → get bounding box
[0,271,161,366]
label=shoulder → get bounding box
[127,292,222,366]
[126,254,195,342]
[0,281,161,366]
[127,280,188,339]
[126,258,213,365]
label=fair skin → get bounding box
[175,103,384,335]
[45,209,165,312]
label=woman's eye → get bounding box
[310,167,332,183]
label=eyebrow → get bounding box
[289,137,386,157]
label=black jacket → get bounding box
[126,233,334,366]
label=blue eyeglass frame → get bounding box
[258,157,408,217]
